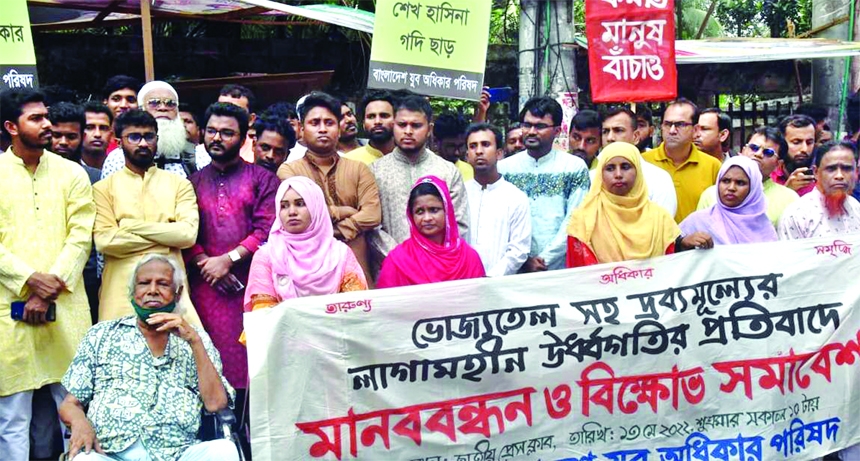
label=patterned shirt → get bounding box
[62,316,234,461]
[370,147,469,255]
[777,188,860,239]
[498,149,590,270]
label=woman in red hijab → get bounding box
[377,176,485,288]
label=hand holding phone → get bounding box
[13,297,55,324]
[215,273,245,295]
[487,87,512,104]
[786,167,815,192]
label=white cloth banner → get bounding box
[245,236,860,461]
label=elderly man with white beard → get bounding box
[101,81,210,180]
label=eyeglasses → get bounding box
[746,143,777,158]
[661,120,694,130]
[205,127,238,139]
[146,98,178,109]
[123,132,157,144]
[521,122,557,131]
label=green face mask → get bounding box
[131,298,177,322]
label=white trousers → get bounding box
[0,383,65,461]
[72,439,239,461]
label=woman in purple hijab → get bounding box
[679,156,778,245]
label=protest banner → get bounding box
[246,235,860,461]
[585,0,676,103]
[1,0,39,91]
[367,0,491,101]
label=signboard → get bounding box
[1,0,39,90]
[585,0,676,102]
[367,0,491,101]
[246,236,860,461]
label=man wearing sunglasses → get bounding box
[93,109,202,325]
[697,127,798,228]
[101,81,210,180]
[643,98,722,223]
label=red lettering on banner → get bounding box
[713,329,860,400]
[585,0,677,102]
[543,384,573,419]
[295,387,535,459]
[577,362,705,417]
[392,410,423,446]
[425,406,457,442]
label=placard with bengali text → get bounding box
[585,0,676,102]
[368,0,491,101]
[1,0,39,90]
[247,236,860,460]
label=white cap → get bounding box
[296,93,311,121]
[138,80,179,103]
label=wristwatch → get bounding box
[228,249,242,263]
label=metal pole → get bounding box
[518,0,538,109]
[546,0,577,97]
[141,0,155,82]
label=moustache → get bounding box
[134,148,153,156]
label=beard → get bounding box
[340,123,358,143]
[125,147,155,170]
[368,127,393,144]
[822,188,849,219]
[205,138,242,162]
[155,117,188,159]
[785,154,812,173]
[22,131,51,150]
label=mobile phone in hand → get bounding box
[11,301,56,321]
[11,301,25,321]
[487,87,512,103]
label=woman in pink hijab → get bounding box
[377,176,485,288]
[244,176,367,312]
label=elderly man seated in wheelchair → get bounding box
[59,254,239,461]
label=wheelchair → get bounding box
[59,408,246,461]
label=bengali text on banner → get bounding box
[1,0,39,90]
[585,0,676,102]
[246,235,860,461]
[367,0,491,101]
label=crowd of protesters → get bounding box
[1,76,858,461]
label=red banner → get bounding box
[585,0,677,103]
